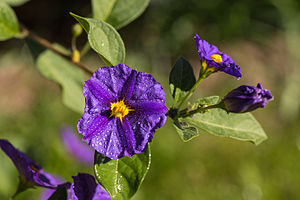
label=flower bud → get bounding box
[72,23,82,37]
[223,83,273,113]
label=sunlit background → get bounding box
[1,0,300,199]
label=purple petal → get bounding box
[60,126,94,165]
[88,119,123,159]
[77,114,110,140]
[127,113,167,153]
[116,118,136,157]
[194,34,220,62]
[220,63,242,79]
[129,71,166,104]
[128,101,168,114]
[92,64,134,98]
[84,80,115,108]
[120,70,137,101]
[70,173,111,200]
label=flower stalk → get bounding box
[20,24,93,75]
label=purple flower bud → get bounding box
[223,83,273,113]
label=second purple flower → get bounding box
[194,34,242,79]
[77,64,167,159]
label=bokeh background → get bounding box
[1,0,300,199]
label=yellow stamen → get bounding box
[110,100,133,121]
[210,54,222,63]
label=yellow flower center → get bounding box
[210,54,222,63]
[110,100,133,121]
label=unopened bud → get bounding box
[72,23,82,37]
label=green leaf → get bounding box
[92,0,117,22]
[36,49,85,114]
[92,0,150,30]
[71,13,125,66]
[179,96,268,144]
[169,57,196,105]
[0,2,20,41]
[173,118,198,142]
[48,187,67,200]
[94,146,151,200]
[4,0,29,7]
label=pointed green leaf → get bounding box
[94,146,151,200]
[71,13,125,66]
[179,96,268,144]
[92,0,150,30]
[0,2,20,41]
[169,57,196,105]
[36,49,85,114]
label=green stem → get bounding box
[71,35,77,52]
[80,41,91,58]
[180,103,222,118]
[20,24,93,75]
[177,75,205,110]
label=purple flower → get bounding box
[77,64,167,159]
[0,139,60,189]
[194,34,242,79]
[70,173,111,200]
[223,83,273,113]
[60,125,94,165]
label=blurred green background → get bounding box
[1,0,300,199]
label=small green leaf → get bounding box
[169,57,196,105]
[71,13,125,66]
[36,48,85,114]
[0,2,20,41]
[173,118,198,142]
[48,187,67,200]
[92,0,150,30]
[94,146,151,200]
[180,96,268,144]
[4,0,29,7]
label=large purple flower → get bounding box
[223,83,273,113]
[194,34,242,79]
[77,64,167,159]
[0,139,60,189]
